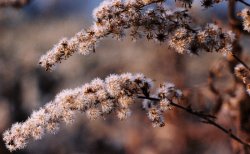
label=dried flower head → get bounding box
[239,8,250,32]
[235,64,250,95]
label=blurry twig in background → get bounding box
[0,0,30,8]
[137,95,250,149]
[227,0,250,153]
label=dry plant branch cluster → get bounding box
[2,0,250,153]
[39,0,235,71]
[3,73,183,151]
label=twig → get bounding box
[137,95,250,148]
[237,0,250,7]
[232,53,250,71]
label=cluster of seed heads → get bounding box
[39,0,235,71]
[3,73,182,152]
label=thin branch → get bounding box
[137,95,250,148]
[232,53,250,71]
[237,0,250,7]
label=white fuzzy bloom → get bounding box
[235,64,248,83]
[239,8,250,32]
[92,0,119,19]
[118,96,134,108]
[147,107,165,127]
[46,122,60,134]
[105,74,123,97]
[159,99,171,111]
[3,123,27,152]
[147,107,161,121]
[157,82,182,100]
[100,100,114,113]
[169,27,195,54]
[227,31,236,42]
[234,64,250,96]
[86,108,102,120]
[117,108,132,120]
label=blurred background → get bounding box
[0,0,250,154]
